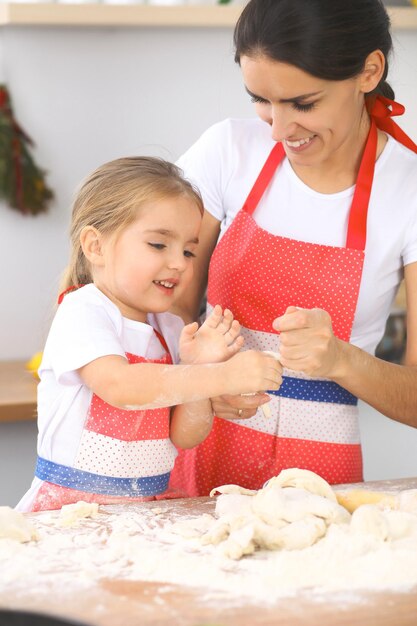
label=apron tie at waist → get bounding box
[270,376,358,405]
[35,457,170,497]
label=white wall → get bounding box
[0,25,417,506]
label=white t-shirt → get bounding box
[177,118,417,355]
[16,284,184,511]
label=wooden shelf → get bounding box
[0,3,416,28]
[0,361,37,423]
[0,3,241,27]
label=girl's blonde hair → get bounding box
[60,157,204,294]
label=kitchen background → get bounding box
[0,5,417,506]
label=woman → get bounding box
[169,0,417,495]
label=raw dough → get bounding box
[252,485,349,525]
[350,504,417,542]
[215,494,254,518]
[265,468,337,502]
[179,469,417,561]
[209,485,257,497]
[350,505,389,541]
[398,489,417,513]
[0,506,38,543]
[59,501,99,527]
[202,468,350,559]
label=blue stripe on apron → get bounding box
[269,376,358,405]
[35,457,170,497]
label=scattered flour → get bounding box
[1,474,417,607]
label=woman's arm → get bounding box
[171,210,221,323]
[274,262,417,427]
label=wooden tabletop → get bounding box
[1,478,417,626]
[0,360,37,422]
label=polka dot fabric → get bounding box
[208,210,364,341]
[170,139,370,496]
[170,417,363,496]
[83,352,171,441]
[33,340,179,509]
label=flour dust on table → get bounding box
[1,468,417,605]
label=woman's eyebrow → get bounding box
[245,86,322,102]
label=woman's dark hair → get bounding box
[234,0,394,99]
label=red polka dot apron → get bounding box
[170,97,417,496]
[32,331,179,511]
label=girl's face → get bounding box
[96,195,201,322]
[240,54,368,171]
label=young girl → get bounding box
[17,157,281,512]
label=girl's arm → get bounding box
[78,350,282,412]
[274,261,417,427]
[169,304,245,449]
[169,399,214,449]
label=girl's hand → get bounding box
[273,306,343,378]
[211,392,271,420]
[224,350,283,395]
[179,304,244,364]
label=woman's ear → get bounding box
[360,50,385,94]
[80,226,105,267]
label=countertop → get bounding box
[1,477,417,626]
[0,360,37,423]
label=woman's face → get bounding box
[240,54,368,170]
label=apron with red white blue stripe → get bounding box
[169,97,417,496]
[32,332,178,511]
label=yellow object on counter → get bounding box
[25,351,43,381]
[335,489,397,513]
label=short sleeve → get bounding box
[40,294,126,386]
[176,121,230,223]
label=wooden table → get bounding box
[1,478,417,626]
[0,360,37,422]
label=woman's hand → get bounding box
[211,392,271,420]
[179,304,244,365]
[273,306,343,378]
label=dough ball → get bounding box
[59,501,99,527]
[350,505,389,541]
[0,506,38,543]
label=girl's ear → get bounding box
[80,226,105,267]
[360,49,385,94]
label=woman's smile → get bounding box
[284,135,317,152]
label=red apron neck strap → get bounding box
[368,95,417,153]
[57,284,85,304]
[242,141,285,216]
[345,119,378,251]
[153,328,170,356]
